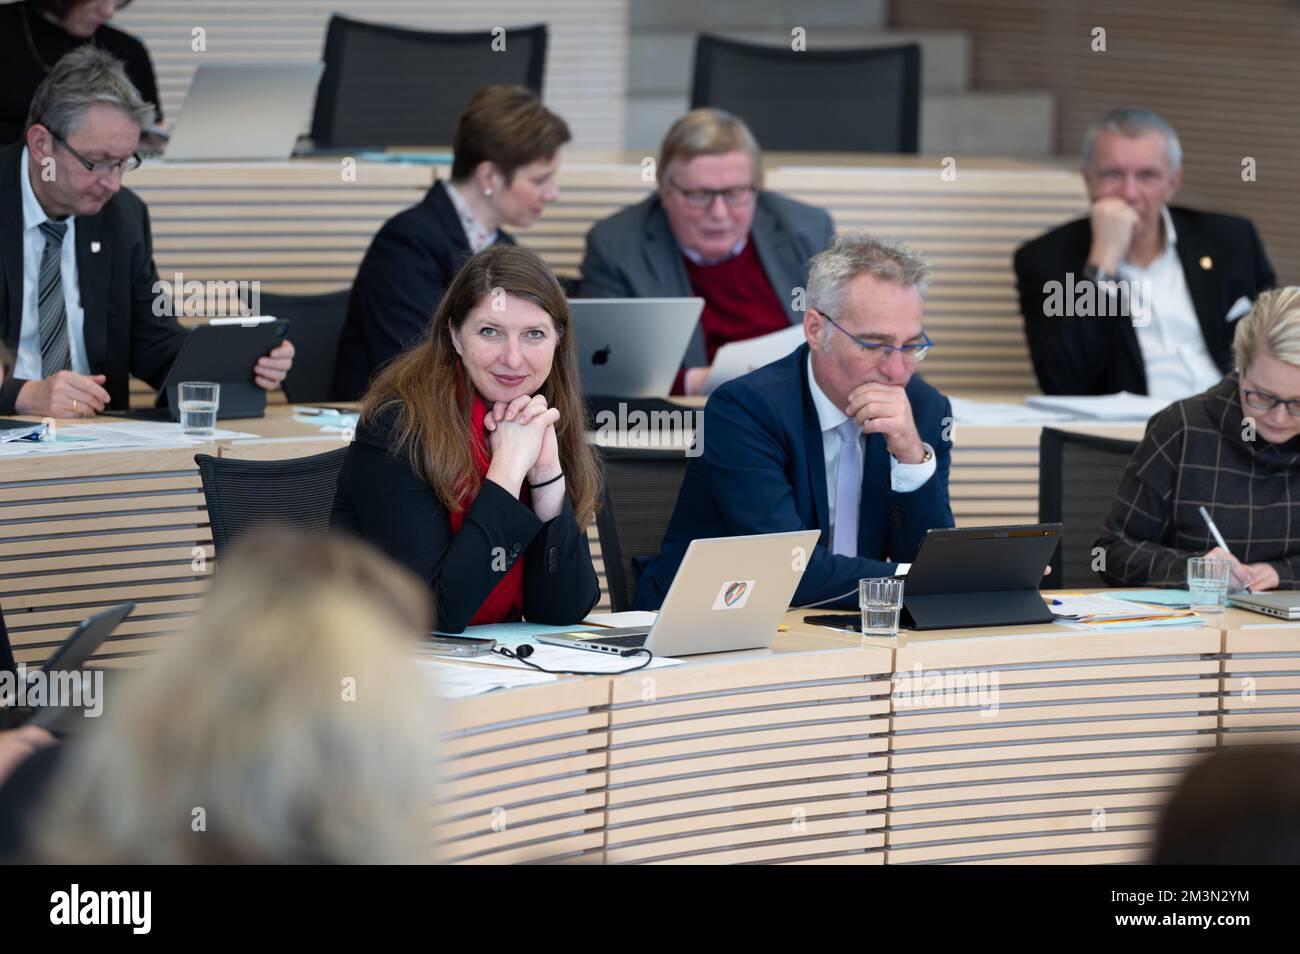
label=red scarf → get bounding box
[448,394,526,625]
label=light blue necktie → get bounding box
[832,418,861,556]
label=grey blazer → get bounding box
[578,191,835,369]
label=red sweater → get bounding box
[677,239,791,392]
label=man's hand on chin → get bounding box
[15,371,111,418]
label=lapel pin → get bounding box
[1199,255,1212,270]
[90,241,101,253]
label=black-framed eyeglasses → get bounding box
[54,134,141,177]
[817,309,933,363]
[1243,387,1300,418]
[668,177,758,210]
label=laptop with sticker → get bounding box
[539,529,819,657]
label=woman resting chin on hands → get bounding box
[330,245,602,633]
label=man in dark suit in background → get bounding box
[1016,106,1274,399]
[580,108,835,395]
[0,47,293,418]
[635,233,953,611]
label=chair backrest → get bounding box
[195,448,349,561]
[690,35,920,153]
[310,15,548,148]
[1038,428,1140,589]
[594,447,691,612]
[258,290,350,404]
[0,602,14,677]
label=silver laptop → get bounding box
[1229,592,1300,620]
[568,298,702,397]
[164,63,324,162]
[539,529,820,657]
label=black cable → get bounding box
[493,644,654,675]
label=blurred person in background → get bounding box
[19,530,439,864]
[1152,747,1300,864]
[0,0,162,145]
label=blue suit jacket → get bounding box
[634,344,955,610]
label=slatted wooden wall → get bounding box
[112,0,628,149]
[891,0,1300,283]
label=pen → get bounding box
[1198,506,1252,594]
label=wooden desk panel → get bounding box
[125,153,1086,397]
[1219,611,1300,746]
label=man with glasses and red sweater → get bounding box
[579,108,835,395]
[635,234,954,611]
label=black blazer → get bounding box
[332,181,515,401]
[0,142,188,413]
[329,407,600,633]
[0,600,14,676]
[1014,206,1276,395]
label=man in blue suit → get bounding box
[635,233,954,610]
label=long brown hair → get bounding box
[360,244,601,526]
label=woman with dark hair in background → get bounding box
[332,84,571,400]
[332,243,602,633]
[0,0,162,144]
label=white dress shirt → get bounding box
[1119,206,1222,400]
[16,146,89,380]
[806,353,936,536]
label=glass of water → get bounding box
[179,381,220,438]
[860,577,905,637]
[1187,557,1231,613]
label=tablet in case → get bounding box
[901,523,1063,630]
[155,318,291,420]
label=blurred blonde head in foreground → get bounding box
[34,530,438,864]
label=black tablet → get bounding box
[902,523,1063,630]
[106,318,291,421]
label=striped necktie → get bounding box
[37,219,71,378]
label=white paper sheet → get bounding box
[418,658,556,698]
[703,326,806,394]
[1025,392,1170,421]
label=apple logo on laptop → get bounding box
[592,346,611,366]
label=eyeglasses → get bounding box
[1242,387,1300,418]
[668,178,757,210]
[54,134,141,176]
[818,310,933,363]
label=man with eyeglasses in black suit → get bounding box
[0,46,294,418]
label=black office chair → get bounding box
[257,290,350,404]
[310,15,548,148]
[594,447,691,612]
[690,35,920,153]
[195,448,349,561]
[1038,428,1140,589]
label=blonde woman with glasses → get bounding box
[1098,287,1300,590]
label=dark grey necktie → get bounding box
[37,219,71,377]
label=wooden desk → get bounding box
[125,152,1087,397]
[434,604,1291,864]
[0,406,1146,663]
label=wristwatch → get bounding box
[1082,263,1113,284]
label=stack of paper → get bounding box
[1046,592,1204,630]
[947,397,1075,425]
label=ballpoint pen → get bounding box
[1198,505,1252,594]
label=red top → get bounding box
[448,394,526,625]
[676,238,791,392]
